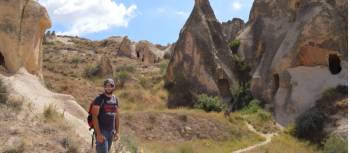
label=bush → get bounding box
[233,54,250,72]
[230,83,254,110]
[62,136,81,153]
[194,94,224,112]
[43,104,63,122]
[83,64,98,78]
[242,99,261,114]
[295,109,325,142]
[229,39,240,53]
[322,134,347,153]
[115,71,131,87]
[159,62,168,75]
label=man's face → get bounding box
[104,83,115,94]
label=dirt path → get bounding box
[232,122,280,153]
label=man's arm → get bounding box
[115,107,120,134]
[91,105,104,142]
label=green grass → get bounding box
[142,137,264,153]
[235,100,279,134]
[121,109,265,153]
[247,133,320,153]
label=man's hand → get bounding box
[96,133,105,143]
[113,132,120,141]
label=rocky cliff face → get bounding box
[237,0,348,124]
[0,0,51,78]
[166,0,237,107]
[221,18,245,42]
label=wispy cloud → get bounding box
[175,11,189,18]
[156,7,189,19]
[39,0,137,36]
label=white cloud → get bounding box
[232,1,242,11]
[175,11,189,18]
[39,0,137,36]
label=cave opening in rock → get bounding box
[218,79,231,100]
[0,52,5,68]
[136,51,140,58]
[295,2,300,9]
[273,74,280,94]
[328,54,342,74]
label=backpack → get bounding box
[87,98,105,131]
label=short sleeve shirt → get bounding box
[93,94,119,131]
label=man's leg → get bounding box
[95,130,109,153]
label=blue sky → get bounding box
[39,0,253,45]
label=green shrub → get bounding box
[233,54,249,72]
[242,99,272,121]
[295,109,325,142]
[230,83,254,110]
[159,62,168,75]
[83,64,98,78]
[256,109,272,121]
[322,134,347,153]
[115,71,131,87]
[194,94,224,112]
[229,39,240,53]
[242,99,261,114]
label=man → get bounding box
[91,78,120,153]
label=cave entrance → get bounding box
[0,52,5,68]
[273,74,279,94]
[218,79,231,100]
[328,54,342,75]
[136,51,140,59]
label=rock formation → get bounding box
[221,18,245,42]
[44,30,57,43]
[98,36,169,64]
[135,40,164,64]
[96,55,114,78]
[0,0,51,78]
[166,0,237,107]
[236,0,348,125]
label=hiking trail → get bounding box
[232,122,282,153]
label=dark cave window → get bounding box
[136,51,140,58]
[0,53,5,67]
[328,54,342,75]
